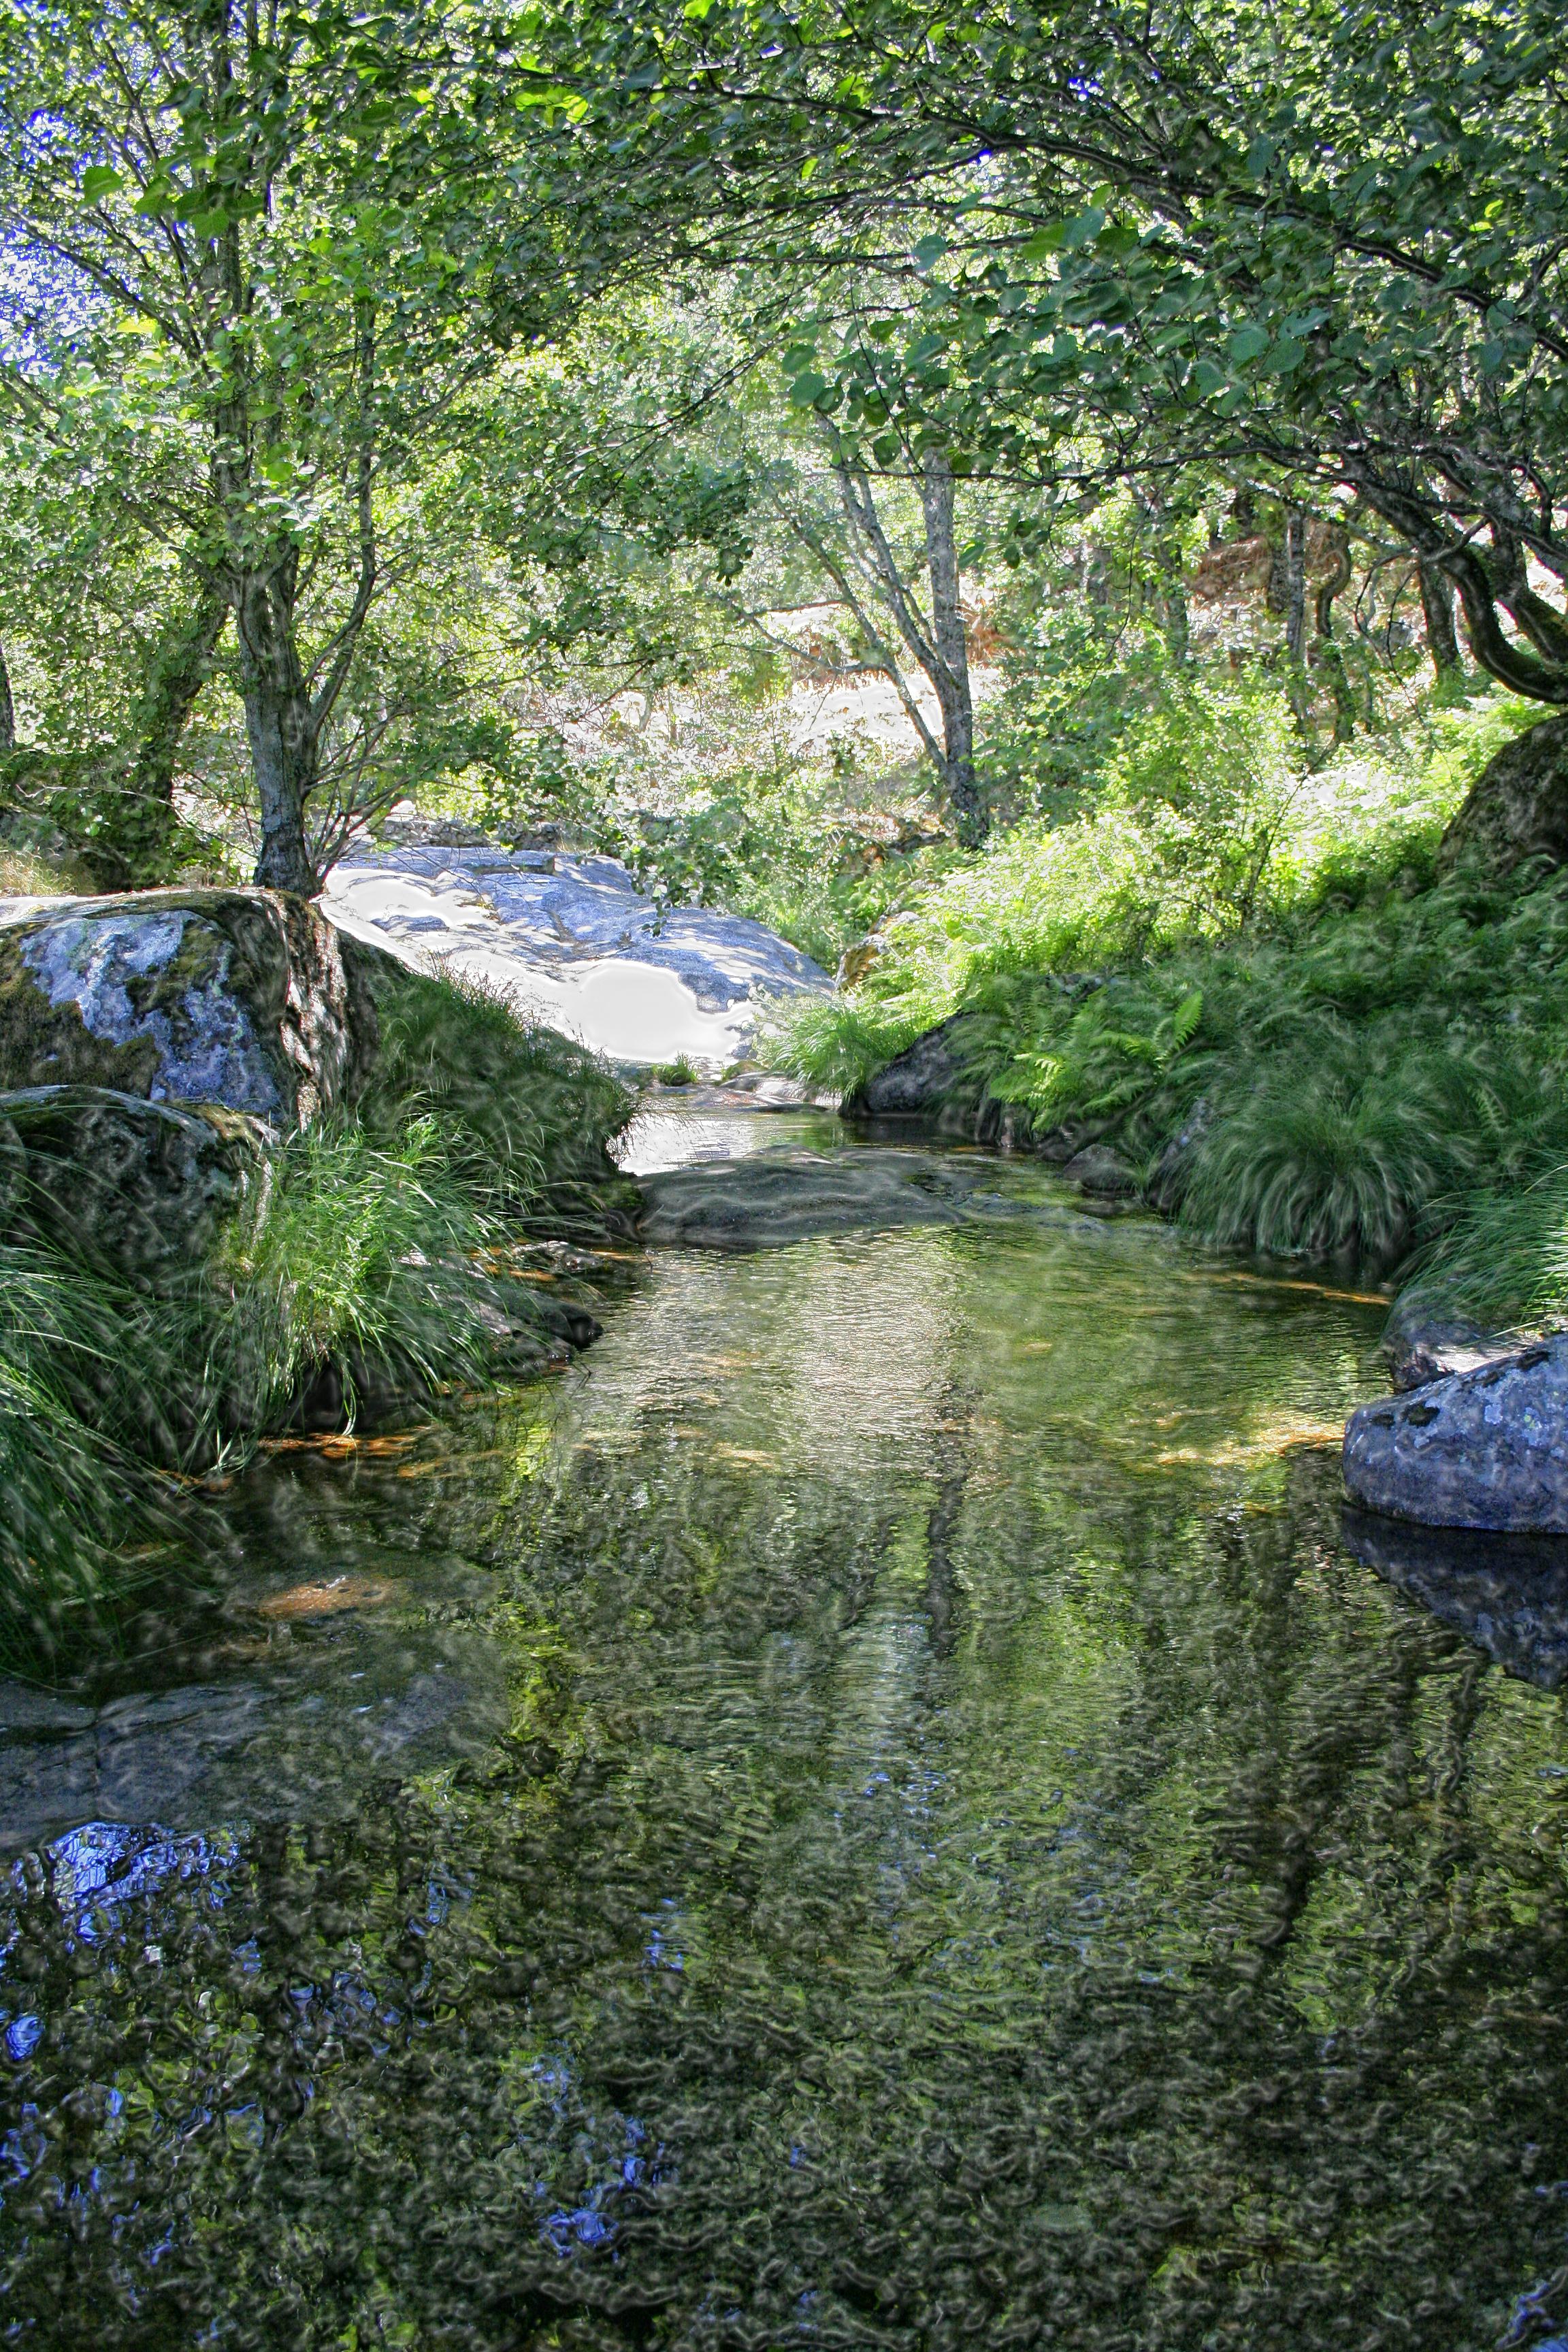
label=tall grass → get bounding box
[776,691,1568,1292]
[0,968,636,1667]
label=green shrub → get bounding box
[355,962,636,1231]
[203,1115,506,1431]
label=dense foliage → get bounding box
[0,971,632,1665]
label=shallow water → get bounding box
[5,1120,1568,2350]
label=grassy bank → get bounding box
[774,691,1568,1326]
[0,970,634,1669]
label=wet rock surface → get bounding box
[0,889,399,1126]
[637,1143,1105,1250]
[0,1084,270,1275]
[1379,1286,1518,1392]
[1061,1143,1140,1198]
[1343,1335,1568,1531]
[322,835,830,1066]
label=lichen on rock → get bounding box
[0,889,402,1127]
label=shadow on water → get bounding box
[1343,1505,1568,1691]
[4,1119,1568,2350]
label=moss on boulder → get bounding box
[0,889,406,1128]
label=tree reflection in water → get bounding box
[3,1210,1567,2349]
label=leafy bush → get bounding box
[780,693,1568,1286]
[355,962,636,1230]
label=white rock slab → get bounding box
[321,838,830,1068]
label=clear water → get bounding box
[4,1118,1568,2351]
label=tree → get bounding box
[539,0,1568,710]
[0,1,599,891]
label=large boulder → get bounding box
[1437,713,1568,875]
[321,835,830,1068]
[0,889,403,1128]
[1343,1337,1568,1531]
[0,1085,270,1279]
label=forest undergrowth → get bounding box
[772,681,1568,1330]
[0,972,634,1670]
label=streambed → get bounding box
[3,1116,1568,2349]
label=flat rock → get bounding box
[0,888,399,1126]
[1343,1336,1568,1531]
[321,836,830,1067]
[637,1145,1097,1251]
[639,1147,970,1249]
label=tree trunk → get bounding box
[1281,507,1307,664]
[0,640,14,751]
[1311,525,1357,745]
[107,587,229,881]
[919,451,986,848]
[234,562,321,896]
[1418,559,1465,697]
[823,435,987,847]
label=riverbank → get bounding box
[0,891,637,1667]
[777,702,1568,1340]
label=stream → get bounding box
[4,1114,1568,2350]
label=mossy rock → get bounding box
[0,1085,271,1281]
[1437,713,1568,875]
[0,889,405,1126]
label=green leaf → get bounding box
[1228,324,1270,363]
[911,234,948,270]
[81,166,124,202]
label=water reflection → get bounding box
[3,1138,1568,2349]
[1343,1505,1568,1689]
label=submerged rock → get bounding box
[1343,1337,1568,1531]
[1,1084,270,1277]
[639,1146,970,1249]
[1341,1507,1568,1690]
[0,889,400,1127]
[321,834,830,1067]
[1379,1286,1516,1393]
[1061,1143,1140,1198]
[637,1144,1098,1251]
